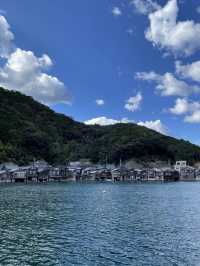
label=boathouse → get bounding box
[163,169,179,181]
[179,166,196,181]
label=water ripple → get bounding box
[0,182,200,265]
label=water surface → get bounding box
[0,182,200,265]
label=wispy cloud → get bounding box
[131,0,160,15]
[126,28,134,36]
[197,6,200,14]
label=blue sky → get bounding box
[0,0,200,144]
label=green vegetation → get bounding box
[0,87,200,165]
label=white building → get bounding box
[174,161,187,172]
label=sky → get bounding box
[0,0,200,144]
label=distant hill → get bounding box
[0,87,200,166]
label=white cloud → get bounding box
[135,71,200,97]
[84,117,134,126]
[156,73,199,97]
[169,98,200,124]
[112,7,122,16]
[176,60,200,83]
[169,98,190,115]
[137,120,168,134]
[0,48,69,104]
[0,15,14,58]
[184,111,200,123]
[145,0,200,56]
[96,99,104,106]
[135,71,160,81]
[0,16,69,105]
[85,116,168,134]
[131,0,160,15]
[125,92,142,112]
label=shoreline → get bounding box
[0,179,199,185]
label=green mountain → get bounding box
[0,87,200,166]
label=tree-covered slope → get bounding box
[0,87,200,165]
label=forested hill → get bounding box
[0,87,200,166]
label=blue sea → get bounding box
[0,182,200,265]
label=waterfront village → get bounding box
[0,160,200,183]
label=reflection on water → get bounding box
[0,182,200,265]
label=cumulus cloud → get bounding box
[84,117,168,135]
[95,99,104,106]
[137,120,168,134]
[176,60,200,83]
[0,16,69,105]
[112,7,122,16]
[169,98,200,123]
[145,0,200,56]
[0,48,69,104]
[0,15,14,58]
[131,0,160,15]
[84,117,134,126]
[185,111,200,123]
[135,71,200,97]
[169,98,190,115]
[125,92,142,112]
